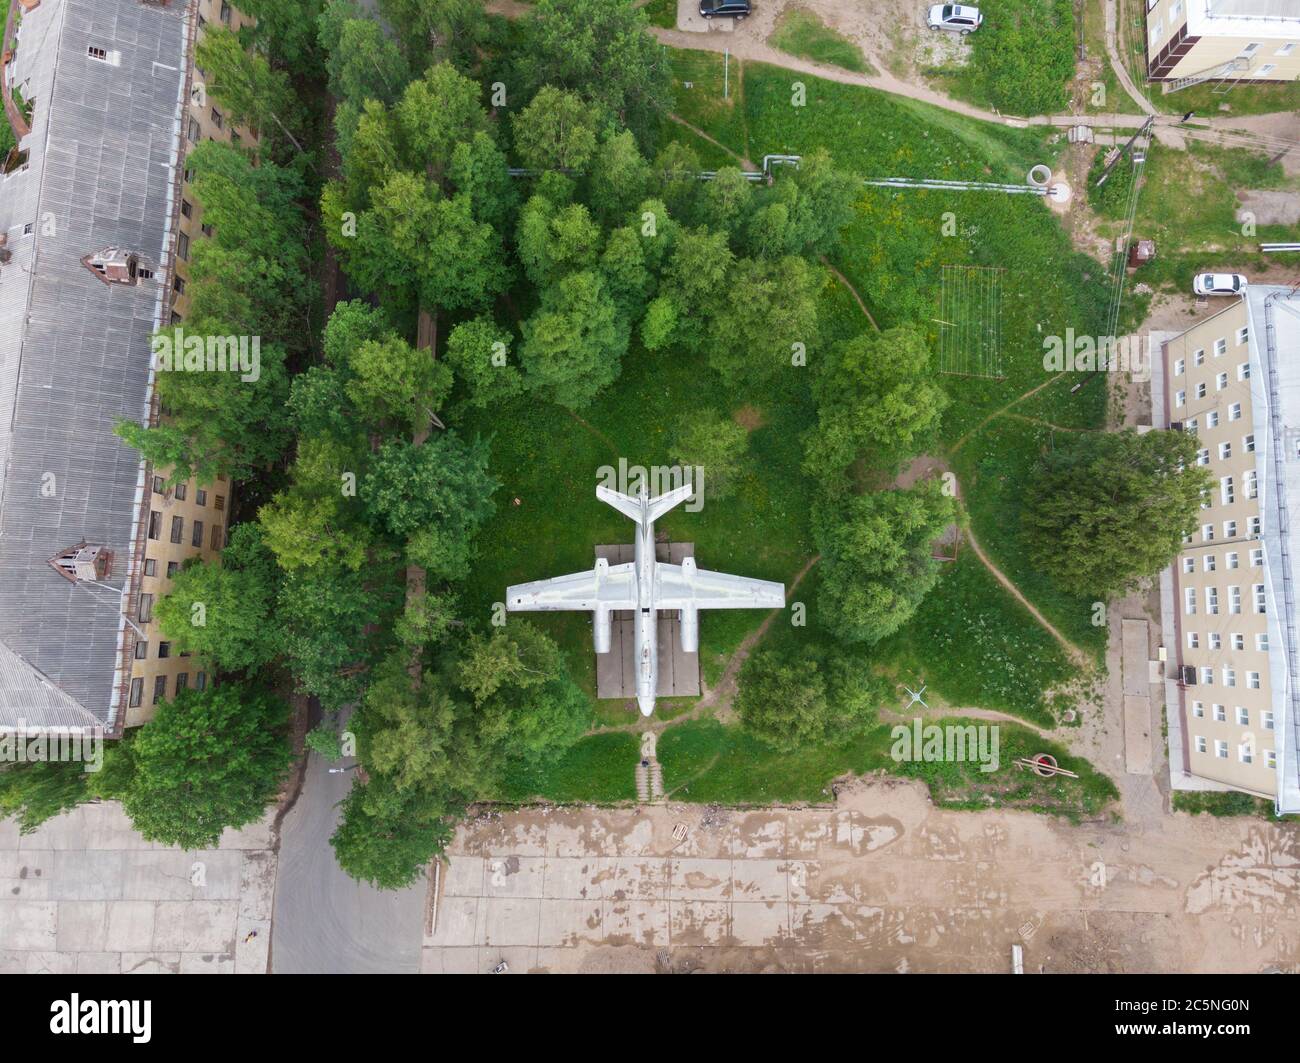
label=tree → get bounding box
[195,27,304,154]
[360,434,499,580]
[805,326,950,490]
[331,773,459,889]
[519,269,626,409]
[514,86,599,172]
[260,435,372,571]
[517,196,601,288]
[454,622,591,766]
[588,130,653,226]
[707,255,822,385]
[319,1,410,108]
[155,524,283,673]
[233,0,325,69]
[445,316,525,409]
[669,409,748,501]
[1022,428,1208,597]
[703,166,754,236]
[735,642,885,751]
[521,0,672,146]
[346,333,453,436]
[655,226,731,353]
[814,482,958,645]
[119,686,292,850]
[378,0,487,69]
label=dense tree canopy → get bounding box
[1023,428,1208,597]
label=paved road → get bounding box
[271,721,424,974]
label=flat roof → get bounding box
[1246,285,1300,814]
[1191,0,1300,38]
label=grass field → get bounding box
[474,53,1122,806]
[658,716,1116,820]
[768,8,874,75]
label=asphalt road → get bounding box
[271,719,425,974]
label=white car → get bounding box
[927,4,983,32]
[1193,273,1247,297]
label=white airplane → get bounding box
[506,483,786,716]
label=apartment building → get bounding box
[1146,0,1300,84]
[1158,285,1300,813]
[0,0,257,735]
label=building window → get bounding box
[1195,382,1207,400]
[1213,704,1226,722]
[1174,358,1185,376]
[1221,476,1234,505]
[181,199,193,219]
[178,232,189,261]
[1202,523,1215,542]
[211,524,223,551]
[88,45,108,61]
[158,642,171,659]
[1223,667,1235,687]
[192,520,204,548]
[143,558,156,578]
[1197,448,1210,466]
[1203,554,1216,572]
[1248,671,1260,690]
[221,2,233,24]
[1194,348,1205,366]
[196,488,207,506]
[1228,403,1241,421]
[1244,434,1255,452]
[1185,587,1197,614]
[1195,736,1207,754]
[1209,632,1221,650]
[1238,362,1250,381]
[1251,548,1263,567]
[1226,551,1238,570]
[134,640,147,660]
[1267,749,1277,770]
[1277,43,1296,57]
[1208,411,1220,428]
[1257,632,1269,652]
[166,561,179,579]
[1240,743,1254,765]
[176,673,188,692]
[174,482,187,502]
[196,671,208,691]
[1249,516,1261,536]
[152,675,168,705]
[1215,740,1229,759]
[1192,701,1204,718]
[1246,470,1258,499]
[1218,442,1231,460]
[1183,556,1195,574]
[1175,390,1186,408]
[148,510,161,540]
[1264,711,1275,731]
[173,275,186,295]
[152,475,165,494]
[1229,586,1241,614]
[170,516,183,544]
[1214,338,1227,357]
[1255,584,1267,613]
[1207,587,1219,614]
[1201,666,1214,685]
[1223,521,1236,539]
[1216,372,1227,391]
[1258,64,1276,77]
[214,494,225,512]
[1187,631,1199,649]
[138,593,154,623]
[211,107,224,130]
[188,118,200,143]
[129,678,143,708]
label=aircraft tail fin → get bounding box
[596,484,647,525]
[596,481,697,525]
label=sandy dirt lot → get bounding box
[424,778,1300,974]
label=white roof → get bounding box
[1190,0,1300,39]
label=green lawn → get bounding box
[497,732,640,803]
[658,716,1117,820]
[768,8,874,75]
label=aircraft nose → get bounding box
[637,694,655,716]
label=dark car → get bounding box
[700,0,751,19]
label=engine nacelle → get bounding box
[680,606,698,653]
[593,605,612,654]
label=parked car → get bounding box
[927,4,983,32]
[1193,273,1248,297]
[700,0,751,18]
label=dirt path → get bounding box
[948,372,1070,455]
[879,702,1057,737]
[1104,0,1156,117]
[665,111,755,170]
[822,257,880,331]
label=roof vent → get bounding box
[81,247,147,285]
[48,542,114,583]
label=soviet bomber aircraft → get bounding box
[506,483,786,716]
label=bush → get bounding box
[967,0,1076,116]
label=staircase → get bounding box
[1163,55,1251,94]
[635,731,665,803]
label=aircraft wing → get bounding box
[654,561,785,611]
[506,561,637,612]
